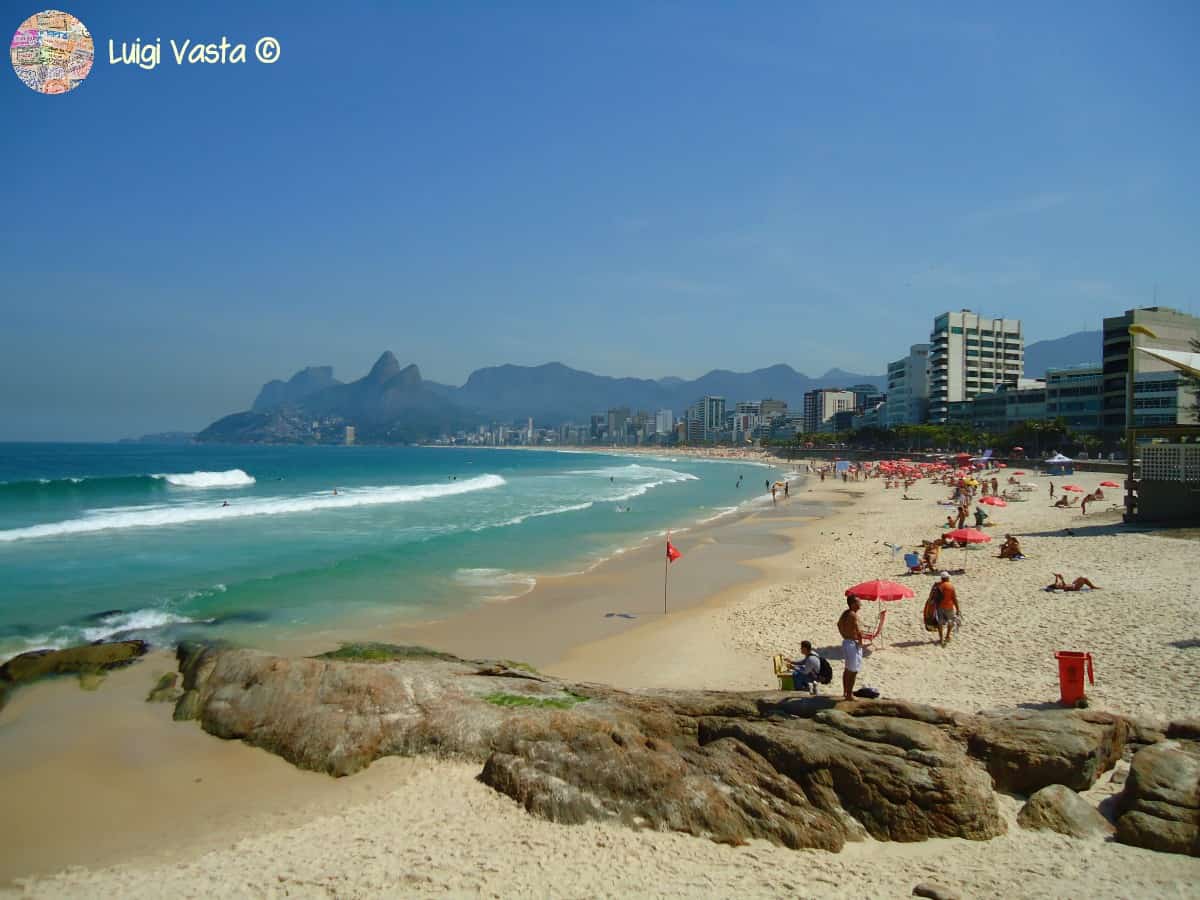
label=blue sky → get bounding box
[2,1,1198,439]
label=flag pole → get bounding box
[663,533,669,615]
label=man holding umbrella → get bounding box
[930,572,960,647]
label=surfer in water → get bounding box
[221,500,229,508]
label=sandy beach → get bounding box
[3,455,1199,897]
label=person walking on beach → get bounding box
[784,481,789,498]
[838,597,864,700]
[1049,481,1055,499]
[930,572,960,647]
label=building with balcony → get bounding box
[927,311,1024,424]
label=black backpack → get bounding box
[817,655,834,685]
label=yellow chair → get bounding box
[772,654,795,691]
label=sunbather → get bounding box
[998,534,1024,559]
[1045,573,1100,592]
[1054,495,1071,508]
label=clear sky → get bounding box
[2,1,1198,440]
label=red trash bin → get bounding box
[1055,651,1094,705]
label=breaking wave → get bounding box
[0,474,506,543]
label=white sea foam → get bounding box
[452,567,537,601]
[696,506,741,524]
[0,474,506,542]
[154,469,257,488]
[79,609,206,642]
[477,501,594,531]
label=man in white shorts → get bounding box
[837,596,864,701]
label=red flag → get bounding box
[666,538,681,563]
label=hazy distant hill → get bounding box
[1023,331,1101,378]
[452,362,885,423]
[252,366,342,411]
[201,354,887,442]
[200,352,476,444]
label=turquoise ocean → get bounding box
[0,444,786,661]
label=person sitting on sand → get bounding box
[1045,573,1101,592]
[973,505,988,528]
[787,640,822,695]
[1054,495,1071,508]
[922,539,942,572]
[998,534,1024,559]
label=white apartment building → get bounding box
[803,388,856,433]
[928,311,1024,424]
[885,343,930,426]
[654,409,673,435]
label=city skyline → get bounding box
[3,2,1199,440]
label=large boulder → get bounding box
[699,710,1005,843]
[0,640,148,709]
[966,708,1128,793]
[1114,740,1200,856]
[1017,784,1114,837]
[482,713,846,851]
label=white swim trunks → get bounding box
[842,639,863,673]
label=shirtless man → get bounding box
[837,597,864,701]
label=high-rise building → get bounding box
[803,388,856,433]
[759,398,787,420]
[606,407,631,444]
[886,344,930,426]
[927,311,1024,424]
[732,401,760,440]
[685,396,726,442]
[1100,307,1200,436]
[654,409,673,435]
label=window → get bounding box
[951,326,963,334]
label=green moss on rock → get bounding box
[314,643,459,663]
[483,690,587,709]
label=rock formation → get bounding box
[171,642,1194,853]
[1017,784,1115,837]
[1114,739,1200,856]
[0,640,148,710]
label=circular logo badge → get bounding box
[10,9,93,95]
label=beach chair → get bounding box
[904,553,922,574]
[860,610,887,649]
[771,654,795,691]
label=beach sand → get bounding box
[4,460,1199,897]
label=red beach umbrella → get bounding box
[997,463,1007,468]
[1013,471,1026,476]
[980,496,1006,507]
[1063,485,1084,493]
[942,527,992,570]
[844,580,915,602]
[943,528,991,544]
[1100,480,1119,488]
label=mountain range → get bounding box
[197,331,1101,443]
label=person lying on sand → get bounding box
[1045,573,1100,592]
[1054,495,1072,508]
